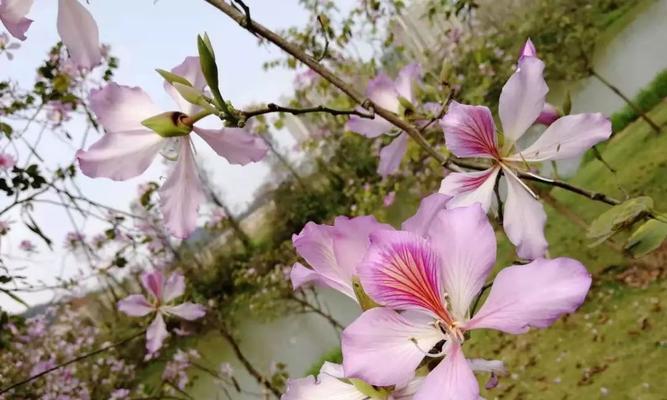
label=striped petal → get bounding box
[441,101,499,159]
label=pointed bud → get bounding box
[172,82,215,112]
[141,112,192,138]
[518,38,537,62]
[156,69,193,87]
[197,33,224,108]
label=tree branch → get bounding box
[241,103,374,121]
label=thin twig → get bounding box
[241,103,374,120]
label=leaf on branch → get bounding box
[624,216,667,257]
[586,196,654,246]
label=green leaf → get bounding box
[587,196,654,246]
[197,33,224,109]
[625,216,667,257]
[156,68,193,87]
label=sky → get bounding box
[0,0,355,312]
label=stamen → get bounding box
[500,165,539,199]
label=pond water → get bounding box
[186,1,667,397]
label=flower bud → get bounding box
[518,38,537,61]
[141,111,192,138]
[156,68,192,87]
[172,82,214,111]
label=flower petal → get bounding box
[162,273,185,303]
[342,308,442,387]
[283,363,366,400]
[141,270,164,301]
[0,0,33,40]
[146,313,169,354]
[466,257,591,334]
[378,132,408,177]
[163,303,206,321]
[89,83,162,133]
[358,230,447,320]
[159,138,206,239]
[510,113,612,162]
[164,56,206,115]
[346,114,393,138]
[518,38,537,61]
[499,57,548,143]
[57,0,101,69]
[193,126,268,165]
[332,216,393,281]
[401,193,451,237]
[502,172,548,259]
[395,63,422,102]
[76,129,163,181]
[427,205,496,321]
[366,73,400,113]
[117,295,153,317]
[439,167,499,212]
[414,342,479,400]
[441,101,499,158]
[533,102,560,126]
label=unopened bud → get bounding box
[141,111,192,138]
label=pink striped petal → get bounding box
[162,273,185,303]
[366,73,400,113]
[499,57,548,143]
[57,0,101,69]
[346,114,393,138]
[510,113,612,162]
[117,294,153,317]
[466,257,591,334]
[358,230,449,321]
[342,308,442,387]
[159,138,206,239]
[378,133,408,177]
[332,216,393,281]
[89,83,162,133]
[141,270,165,301]
[146,313,168,354]
[0,0,33,40]
[439,167,499,212]
[427,205,496,321]
[441,101,499,158]
[163,302,206,321]
[414,342,479,400]
[164,56,206,115]
[401,193,451,237]
[395,63,422,102]
[502,172,547,259]
[193,126,267,165]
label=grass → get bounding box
[610,69,667,133]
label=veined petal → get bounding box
[378,133,408,177]
[117,294,153,317]
[502,171,547,259]
[164,56,206,115]
[162,273,185,303]
[342,308,442,387]
[439,167,499,212]
[332,216,393,281]
[162,302,206,321]
[283,363,367,400]
[466,257,591,334]
[141,270,165,301]
[358,230,448,320]
[367,73,400,113]
[509,113,612,162]
[427,205,496,321]
[57,0,101,69]
[193,126,268,165]
[76,129,163,181]
[146,313,168,354]
[159,138,206,239]
[0,0,33,40]
[401,193,451,237]
[414,342,479,400]
[89,83,162,133]
[441,101,499,158]
[499,57,548,143]
[346,114,393,138]
[395,63,422,102]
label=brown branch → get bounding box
[241,103,374,120]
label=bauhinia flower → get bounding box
[290,193,449,301]
[0,0,101,68]
[342,204,591,399]
[439,39,611,259]
[346,63,422,177]
[77,56,268,238]
[118,270,206,354]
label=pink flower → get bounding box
[341,205,592,399]
[0,152,15,170]
[439,39,611,259]
[19,239,34,252]
[117,270,206,354]
[77,57,268,238]
[346,63,422,177]
[290,193,450,300]
[0,0,33,40]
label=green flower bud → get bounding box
[156,68,193,87]
[172,83,215,112]
[141,111,192,138]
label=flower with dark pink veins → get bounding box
[117,270,206,354]
[346,63,422,177]
[439,39,611,259]
[77,56,268,238]
[341,204,591,399]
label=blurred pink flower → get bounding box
[0,152,16,170]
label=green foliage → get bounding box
[610,68,667,132]
[304,347,343,377]
[587,197,653,246]
[625,216,667,257]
